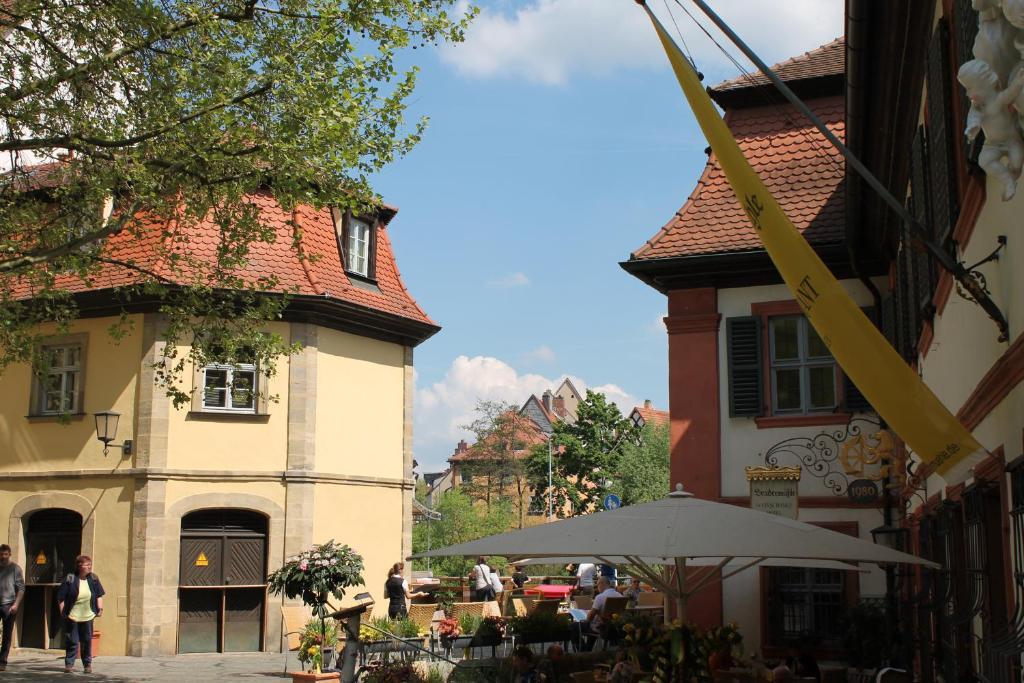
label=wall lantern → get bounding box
[93,411,132,456]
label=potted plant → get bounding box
[437,616,462,652]
[508,612,574,645]
[268,540,364,682]
[298,618,339,674]
[469,616,506,648]
[362,660,427,682]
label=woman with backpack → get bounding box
[472,556,493,601]
[56,555,104,675]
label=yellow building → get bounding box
[0,192,438,655]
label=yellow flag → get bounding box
[641,5,987,484]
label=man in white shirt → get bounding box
[575,562,596,597]
[587,576,622,634]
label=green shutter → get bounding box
[726,316,763,417]
[842,308,875,414]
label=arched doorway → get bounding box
[20,508,82,648]
[178,509,268,653]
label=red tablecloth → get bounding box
[527,584,574,600]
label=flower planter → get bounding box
[363,636,426,654]
[290,671,340,683]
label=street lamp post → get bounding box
[547,438,553,520]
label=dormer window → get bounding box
[334,210,376,279]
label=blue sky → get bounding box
[371,0,844,472]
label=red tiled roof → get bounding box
[10,188,434,328]
[631,404,668,428]
[449,412,548,463]
[631,95,845,260]
[713,37,844,92]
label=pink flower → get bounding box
[299,560,309,571]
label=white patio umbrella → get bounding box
[411,486,935,620]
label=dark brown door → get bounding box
[21,509,81,649]
[178,510,267,654]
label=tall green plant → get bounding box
[411,489,513,576]
[527,390,638,516]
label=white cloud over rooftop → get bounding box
[439,0,844,85]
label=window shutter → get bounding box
[726,316,763,417]
[953,0,983,166]
[926,20,960,246]
[895,244,918,361]
[842,307,875,413]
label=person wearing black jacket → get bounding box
[55,555,104,675]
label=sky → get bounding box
[370,0,845,473]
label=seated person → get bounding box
[511,645,539,683]
[586,576,622,635]
[536,644,566,682]
[622,577,642,607]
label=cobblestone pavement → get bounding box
[0,650,301,681]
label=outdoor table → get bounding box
[528,584,574,600]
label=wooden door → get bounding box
[21,509,81,649]
[178,510,267,653]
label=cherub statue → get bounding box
[958,59,1024,200]
[973,0,1021,86]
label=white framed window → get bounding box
[345,216,372,277]
[35,344,83,414]
[769,316,836,414]
[201,362,258,413]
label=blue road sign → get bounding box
[604,494,621,510]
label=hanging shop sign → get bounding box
[745,465,801,519]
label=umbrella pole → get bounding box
[674,557,687,623]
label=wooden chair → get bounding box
[574,595,593,610]
[600,596,629,622]
[281,604,310,675]
[407,603,438,636]
[449,601,485,622]
[529,598,562,616]
[511,595,536,617]
[637,591,664,607]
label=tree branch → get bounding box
[1,5,259,105]
[0,81,272,153]
[0,200,141,273]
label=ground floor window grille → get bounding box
[765,567,845,647]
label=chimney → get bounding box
[542,390,553,413]
[553,396,565,414]
[644,399,652,409]
[455,439,468,454]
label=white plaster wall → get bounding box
[917,170,1024,500]
[714,280,889,654]
[716,280,882,498]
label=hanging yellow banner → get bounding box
[640,4,987,484]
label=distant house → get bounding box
[628,400,669,430]
[447,413,548,526]
[519,378,583,434]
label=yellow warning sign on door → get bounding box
[35,550,47,565]
[195,552,209,567]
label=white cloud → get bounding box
[414,354,640,471]
[439,0,844,85]
[522,345,556,364]
[487,271,530,288]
